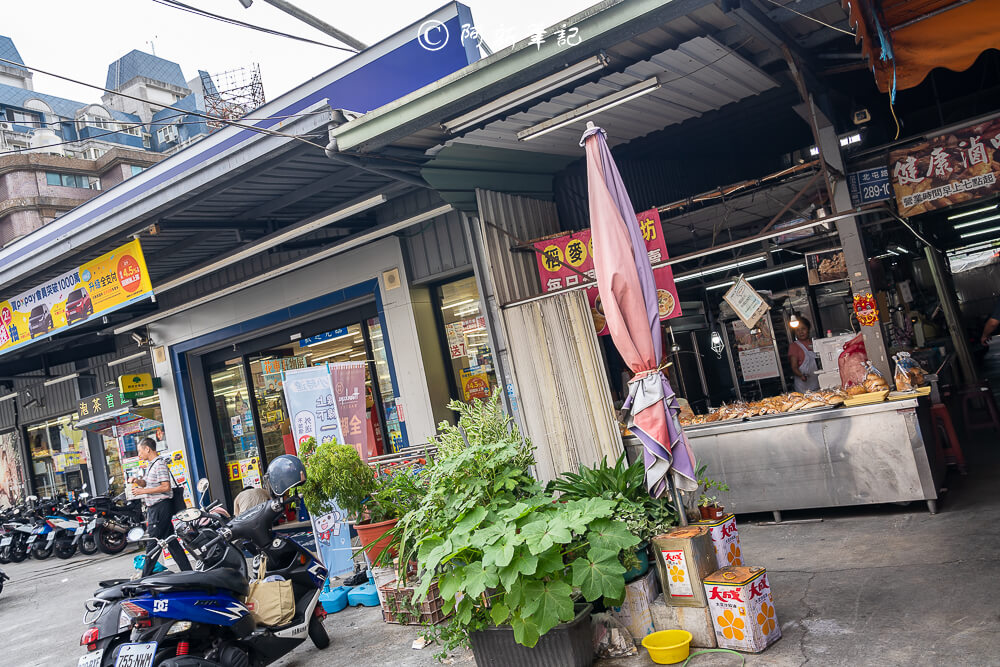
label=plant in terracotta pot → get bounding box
[299,437,416,561]
[395,395,640,663]
[691,464,730,520]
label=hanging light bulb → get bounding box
[789,313,800,329]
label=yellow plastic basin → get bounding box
[642,629,693,665]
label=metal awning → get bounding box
[447,36,778,157]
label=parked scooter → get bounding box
[89,477,144,555]
[78,455,329,667]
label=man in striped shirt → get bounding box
[129,438,191,575]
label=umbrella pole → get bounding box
[668,474,688,527]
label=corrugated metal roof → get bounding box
[106,50,189,91]
[0,36,26,71]
[451,36,778,157]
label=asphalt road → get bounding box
[0,546,472,667]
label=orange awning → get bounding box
[844,0,1000,94]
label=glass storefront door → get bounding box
[203,308,397,506]
[437,276,498,403]
[208,360,261,502]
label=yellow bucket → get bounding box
[642,629,693,665]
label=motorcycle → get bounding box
[89,479,144,556]
[68,488,100,556]
[78,455,330,667]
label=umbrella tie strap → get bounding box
[629,361,672,384]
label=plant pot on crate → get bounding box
[378,580,449,625]
[355,518,397,562]
[699,505,725,521]
[469,603,594,667]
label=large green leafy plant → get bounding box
[299,437,415,523]
[548,452,678,548]
[399,395,639,656]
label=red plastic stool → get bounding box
[959,383,1000,432]
[931,403,967,474]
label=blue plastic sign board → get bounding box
[847,166,892,207]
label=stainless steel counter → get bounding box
[636,398,943,517]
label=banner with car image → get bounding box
[0,238,152,354]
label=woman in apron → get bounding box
[789,316,820,392]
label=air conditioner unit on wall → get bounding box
[0,122,11,131]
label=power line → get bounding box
[149,0,358,53]
[0,55,330,153]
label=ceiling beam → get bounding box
[236,168,359,220]
[766,0,838,22]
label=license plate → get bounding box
[75,526,85,535]
[88,520,96,530]
[0,538,9,546]
[114,642,156,667]
[46,533,55,542]
[77,648,104,667]
[26,535,36,544]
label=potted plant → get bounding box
[395,395,640,665]
[299,437,417,561]
[692,465,730,520]
[547,452,677,582]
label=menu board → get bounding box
[722,277,769,329]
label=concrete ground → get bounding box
[8,434,999,667]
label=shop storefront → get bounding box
[27,413,90,498]
[148,237,452,509]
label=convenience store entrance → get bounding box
[203,304,399,503]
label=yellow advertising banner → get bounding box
[0,239,152,354]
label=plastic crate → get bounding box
[378,580,448,626]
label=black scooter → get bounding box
[79,457,329,667]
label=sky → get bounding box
[2,0,597,106]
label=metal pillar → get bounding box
[816,121,893,379]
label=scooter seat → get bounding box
[138,568,249,597]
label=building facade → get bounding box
[0,35,217,246]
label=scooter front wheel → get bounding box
[55,541,76,559]
[0,546,10,564]
[309,616,330,649]
[31,543,53,560]
[79,534,99,555]
[8,546,26,563]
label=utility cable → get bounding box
[149,0,357,53]
[763,0,855,36]
[0,54,331,154]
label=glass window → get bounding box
[209,361,260,502]
[28,414,89,499]
[437,276,497,403]
[7,109,40,126]
[130,165,145,177]
[45,172,97,189]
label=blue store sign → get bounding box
[847,166,892,207]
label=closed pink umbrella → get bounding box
[581,123,697,512]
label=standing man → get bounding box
[129,438,191,575]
